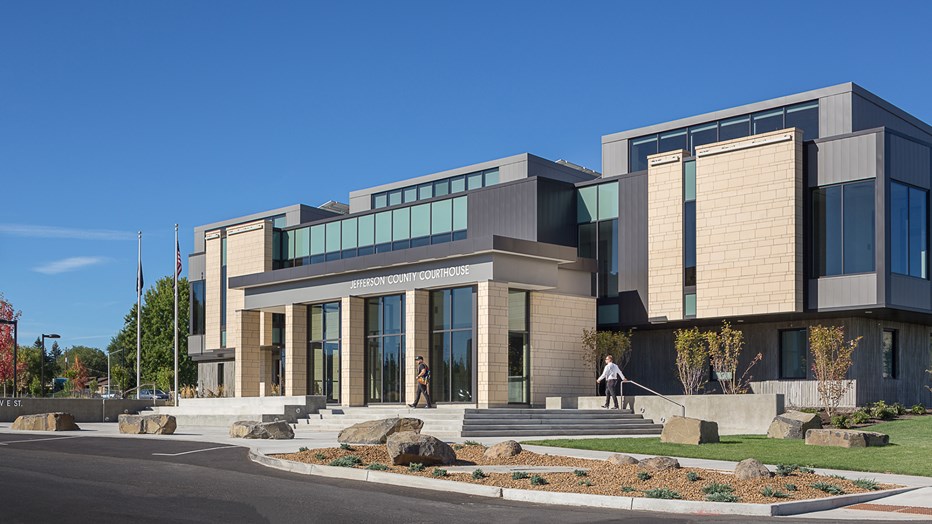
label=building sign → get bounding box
[349,264,471,291]
[2,399,25,407]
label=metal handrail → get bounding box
[624,380,685,417]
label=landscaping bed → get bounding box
[274,443,893,503]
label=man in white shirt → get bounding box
[596,355,627,409]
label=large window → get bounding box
[882,329,897,379]
[430,287,474,403]
[812,180,875,276]
[220,236,227,348]
[508,290,530,404]
[366,295,405,403]
[189,280,205,336]
[683,159,697,317]
[891,182,928,279]
[309,302,341,402]
[780,329,808,379]
[577,182,619,298]
[371,168,499,209]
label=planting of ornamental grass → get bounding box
[526,417,932,477]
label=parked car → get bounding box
[137,389,170,400]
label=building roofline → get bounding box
[196,204,308,233]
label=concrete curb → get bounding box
[247,450,917,516]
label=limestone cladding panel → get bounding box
[204,236,221,349]
[529,291,596,406]
[259,345,273,396]
[647,150,686,321]
[225,221,272,353]
[477,281,509,408]
[695,128,803,318]
[285,304,308,397]
[235,310,260,397]
[258,312,273,347]
[405,290,429,403]
[341,296,366,406]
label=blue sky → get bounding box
[1,1,931,350]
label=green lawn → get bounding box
[524,416,932,477]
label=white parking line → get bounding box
[0,436,82,446]
[152,445,239,457]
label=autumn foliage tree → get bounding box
[0,292,23,397]
[67,355,90,396]
[810,325,860,417]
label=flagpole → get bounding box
[174,224,179,407]
[136,231,142,396]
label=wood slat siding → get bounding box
[750,380,857,409]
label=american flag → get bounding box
[176,239,182,277]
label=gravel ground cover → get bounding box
[274,443,894,503]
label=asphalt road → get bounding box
[0,433,886,523]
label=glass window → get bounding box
[295,227,310,258]
[325,221,341,253]
[310,224,325,256]
[684,293,697,318]
[434,179,450,197]
[418,183,433,200]
[658,129,687,154]
[785,102,819,140]
[684,201,696,287]
[753,109,784,134]
[684,160,696,201]
[507,290,529,404]
[597,219,618,298]
[431,199,452,234]
[450,176,466,193]
[719,116,750,141]
[780,329,807,379]
[410,203,431,239]
[392,207,410,241]
[310,304,323,340]
[483,169,499,186]
[323,302,340,340]
[382,295,404,335]
[909,187,927,278]
[375,211,392,245]
[403,186,418,203]
[284,230,294,260]
[357,214,374,247]
[577,186,597,223]
[689,123,718,153]
[629,135,658,172]
[388,190,402,206]
[882,329,897,379]
[467,172,483,190]
[843,181,875,273]
[451,287,472,330]
[892,182,928,278]
[341,218,357,250]
[272,215,287,229]
[373,193,387,209]
[813,185,842,276]
[452,196,468,231]
[578,223,596,259]
[190,280,205,335]
[508,290,527,332]
[597,182,618,220]
[431,289,451,330]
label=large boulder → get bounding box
[637,456,680,472]
[118,414,177,435]
[337,417,423,445]
[734,458,771,480]
[805,429,889,448]
[607,454,639,466]
[229,420,295,440]
[767,411,822,439]
[11,413,80,431]
[660,416,719,445]
[484,440,522,459]
[386,431,456,466]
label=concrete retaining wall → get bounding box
[0,398,168,422]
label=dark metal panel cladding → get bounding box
[535,177,578,247]
[853,93,932,143]
[618,172,648,325]
[888,133,932,189]
[467,178,538,242]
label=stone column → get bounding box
[476,281,509,408]
[341,296,366,406]
[285,304,307,396]
[405,290,430,403]
[235,310,260,397]
[258,312,273,396]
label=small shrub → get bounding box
[298,446,309,452]
[529,475,547,486]
[870,401,896,420]
[637,471,652,481]
[512,471,530,480]
[452,444,464,450]
[339,443,353,450]
[852,478,880,490]
[432,468,448,477]
[463,440,482,446]
[784,483,798,492]
[620,486,637,493]
[828,474,847,480]
[702,482,735,495]
[366,463,389,471]
[573,469,588,477]
[329,455,361,468]
[850,409,871,425]
[408,463,425,472]
[578,479,593,487]
[776,464,799,477]
[705,492,739,503]
[811,482,846,495]
[685,471,700,482]
[910,404,926,415]
[472,468,486,479]
[891,402,907,416]
[643,488,681,499]
[314,452,326,461]
[799,407,820,414]
[831,414,851,429]
[760,486,790,498]
[798,466,815,474]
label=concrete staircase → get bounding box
[460,409,664,438]
[149,396,324,427]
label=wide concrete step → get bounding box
[464,409,633,415]
[463,414,641,422]
[460,428,662,437]
[460,423,663,431]
[462,418,652,426]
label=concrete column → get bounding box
[529,291,596,406]
[285,304,308,396]
[235,310,261,397]
[476,281,509,408]
[341,297,366,406]
[405,290,430,403]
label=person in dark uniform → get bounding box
[408,355,433,408]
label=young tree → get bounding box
[810,325,860,417]
[704,321,763,394]
[0,292,23,396]
[69,355,89,396]
[581,328,633,373]
[674,327,708,395]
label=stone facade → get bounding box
[695,128,804,317]
[204,235,221,349]
[284,304,307,396]
[647,151,686,321]
[529,291,596,406]
[341,296,366,406]
[405,290,429,403]
[476,281,509,408]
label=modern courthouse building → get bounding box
[188,83,932,408]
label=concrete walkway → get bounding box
[2,422,929,520]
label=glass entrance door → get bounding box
[508,290,530,404]
[308,302,341,403]
[365,295,405,403]
[430,287,475,403]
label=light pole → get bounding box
[0,319,17,398]
[107,348,126,398]
[41,333,60,397]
